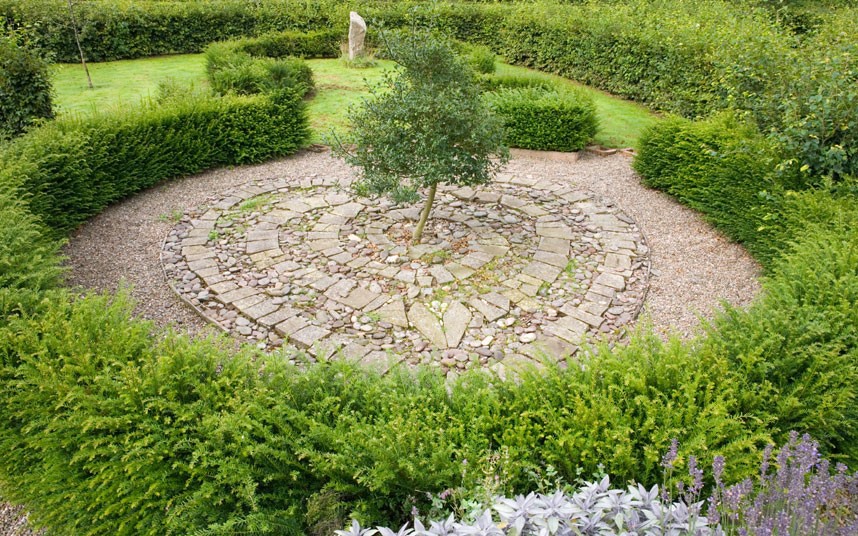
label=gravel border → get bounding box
[3,149,762,533]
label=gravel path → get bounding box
[3,149,761,534]
[63,148,761,340]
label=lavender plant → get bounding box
[711,432,858,536]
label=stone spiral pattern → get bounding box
[161,171,650,373]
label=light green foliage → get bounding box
[454,41,496,74]
[703,194,858,463]
[0,182,63,302]
[485,86,597,152]
[333,28,508,209]
[205,39,314,97]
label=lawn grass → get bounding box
[52,54,209,116]
[303,58,394,144]
[52,55,659,148]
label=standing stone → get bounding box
[349,12,367,61]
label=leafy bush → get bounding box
[0,90,309,233]
[454,41,496,74]
[0,37,53,138]
[702,198,858,464]
[240,29,341,59]
[485,87,597,152]
[0,0,350,62]
[0,182,63,310]
[210,55,314,96]
[204,31,324,97]
[477,74,555,93]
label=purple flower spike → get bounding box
[662,438,680,469]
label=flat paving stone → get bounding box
[443,301,471,348]
[469,297,507,322]
[291,325,331,349]
[408,302,447,349]
[162,168,651,368]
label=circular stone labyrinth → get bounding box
[161,172,650,372]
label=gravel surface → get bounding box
[3,149,761,533]
[62,148,761,339]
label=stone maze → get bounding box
[161,170,650,373]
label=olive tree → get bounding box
[333,28,508,244]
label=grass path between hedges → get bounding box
[52,54,660,148]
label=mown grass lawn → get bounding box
[52,55,659,148]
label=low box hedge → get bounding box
[0,89,309,234]
[485,86,597,152]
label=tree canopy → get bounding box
[333,27,508,243]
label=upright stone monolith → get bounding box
[348,11,367,60]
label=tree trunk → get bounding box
[67,0,93,89]
[412,183,437,244]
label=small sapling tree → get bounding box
[333,28,508,244]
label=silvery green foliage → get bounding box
[344,477,720,536]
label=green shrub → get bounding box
[0,90,309,234]
[454,41,496,74]
[633,114,788,265]
[0,37,53,138]
[239,29,341,59]
[0,291,775,534]
[477,73,555,92]
[0,0,349,62]
[702,193,858,463]
[210,56,313,96]
[485,86,597,152]
[0,291,284,535]
[0,182,63,313]
[205,33,318,97]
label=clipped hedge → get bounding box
[0,0,776,117]
[485,86,597,152]
[0,0,349,62]
[0,38,53,137]
[4,192,858,533]
[237,28,341,60]
[633,114,789,265]
[703,204,858,465]
[0,89,309,234]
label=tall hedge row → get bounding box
[0,0,776,117]
[634,107,858,464]
[8,0,853,175]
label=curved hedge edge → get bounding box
[0,89,310,235]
